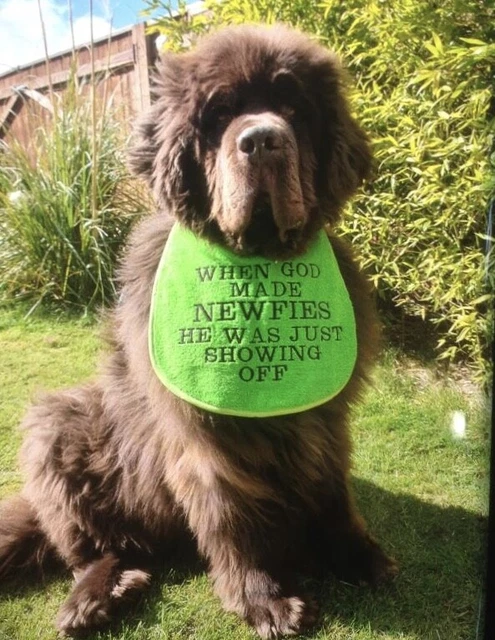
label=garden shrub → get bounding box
[0,74,148,312]
[144,0,494,378]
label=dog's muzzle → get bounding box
[216,112,307,250]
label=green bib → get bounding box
[149,224,357,417]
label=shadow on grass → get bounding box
[0,480,486,640]
[318,478,486,639]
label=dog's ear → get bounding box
[128,53,208,220]
[127,102,162,181]
[312,52,372,222]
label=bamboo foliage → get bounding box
[144,0,494,377]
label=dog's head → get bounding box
[129,25,371,258]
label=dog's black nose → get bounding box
[237,125,282,159]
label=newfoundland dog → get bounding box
[0,24,397,638]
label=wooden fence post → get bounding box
[132,23,152,111]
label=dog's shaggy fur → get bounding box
[0,25,397,638]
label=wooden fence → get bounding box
[0,23,157,147]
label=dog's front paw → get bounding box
[330,532,398,587]
[367,548,399,586]
[247,596,317,639]
[56,566,150,636]
[56,593,111,637]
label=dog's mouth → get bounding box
[244,193,280,248]
[224,191,306,258]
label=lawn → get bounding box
[0,307,489,640]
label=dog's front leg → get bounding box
[211,549,315,639]
[310,477,399,586]
[179,482,316,639]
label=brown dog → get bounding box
[0,25,397,638]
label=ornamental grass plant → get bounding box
[0,73,146,312]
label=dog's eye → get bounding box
[272,71,301,103]
[211,105,233,124]
[271,70,305,121]
[202,102,234,134]
[279,104,296,120]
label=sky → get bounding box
[0,0,165,73]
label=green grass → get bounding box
[0,308,489,640]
